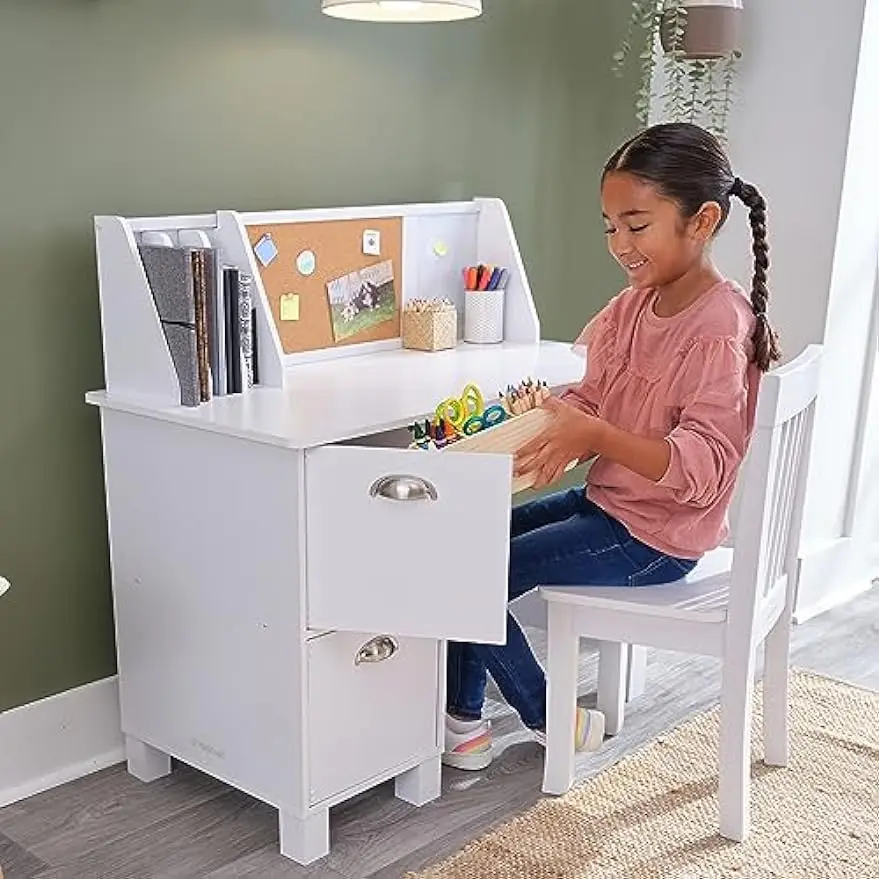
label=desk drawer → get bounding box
[307,630,438,806]
[304,444,511,644]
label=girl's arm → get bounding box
[587,420,670,482]
[597,338,755,502]
[516,337,754,498]
[513,401,668,486]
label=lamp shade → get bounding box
[321,0,482,22]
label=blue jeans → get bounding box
[446,487,697,730]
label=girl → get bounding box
[443,122,781,771]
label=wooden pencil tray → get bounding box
[443,408,577,493]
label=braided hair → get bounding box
[603,122,781,371]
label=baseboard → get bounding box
[795,536,879,624]
[0,676,125,808]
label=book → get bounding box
[239,272,254,389]
[191,248,211,403]
[251,307,259,386]
[223,266,242,394]
[201,247,222,398]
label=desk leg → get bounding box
[395,755,442,807]
[626,645,648,702]
[279,808,329,865]
[126,735,171,783]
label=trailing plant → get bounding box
[611,0,741,143]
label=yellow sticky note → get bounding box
[280,293,300,322]
[433,240,449,257]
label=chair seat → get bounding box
[539,546,734,625]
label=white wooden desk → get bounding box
[86,340,585,865]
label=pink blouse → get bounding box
[560,280,761,560]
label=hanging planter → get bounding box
[660,0,743,59]
[611,0,743,142]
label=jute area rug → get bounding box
[409,670,878,879]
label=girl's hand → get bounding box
[513,396,600,489]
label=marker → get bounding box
[477,265,493,290]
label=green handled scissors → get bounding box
[435,383,485,430]
[435,382,508,437]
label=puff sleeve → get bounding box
[559,301,618,417]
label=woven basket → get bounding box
[402,307,458,352]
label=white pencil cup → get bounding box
[463,288,505,344]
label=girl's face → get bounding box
[601,171,716,291]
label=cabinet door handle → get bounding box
[355,635,399,666]
[368,474,438,502]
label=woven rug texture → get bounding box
[408,670,879,879]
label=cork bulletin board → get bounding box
[245,217,403,355]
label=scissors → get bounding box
[435,381,509,436]
[435,383,486,432]
[461,404,507,434]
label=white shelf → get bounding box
[86,340,584,449]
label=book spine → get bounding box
[251,307,259,386]
[191,250,211,403]
[215,265,227,395]
[223,266,242,394]
[203,248,222,398]
[239,272,254,389]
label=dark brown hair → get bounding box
[603,122,781,372]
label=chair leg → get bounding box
[542,602,579,796]
[718,646,757,842]
[597,641,627,736]
[626,644,648,702]
[763,609,793,767]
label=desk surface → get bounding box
[86,341,585,449]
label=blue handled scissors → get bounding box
[461,404,507,434]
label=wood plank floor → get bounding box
[2,585,877,879]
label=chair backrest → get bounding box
[726,344,823,644]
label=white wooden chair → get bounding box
[539,344,823,843]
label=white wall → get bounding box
[709,0,879,619]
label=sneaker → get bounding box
[442,715,493,771]
[532,707,605,752]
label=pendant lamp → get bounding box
[321,0,482,22]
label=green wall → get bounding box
[0,0,638,712]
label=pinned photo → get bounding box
[326,260,397,342]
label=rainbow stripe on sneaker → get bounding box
[442,718,494,770]
[450,727,491,756]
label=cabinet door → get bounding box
[305,446,511,643]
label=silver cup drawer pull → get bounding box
[369,474,438,502]
[354,635,399,666]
